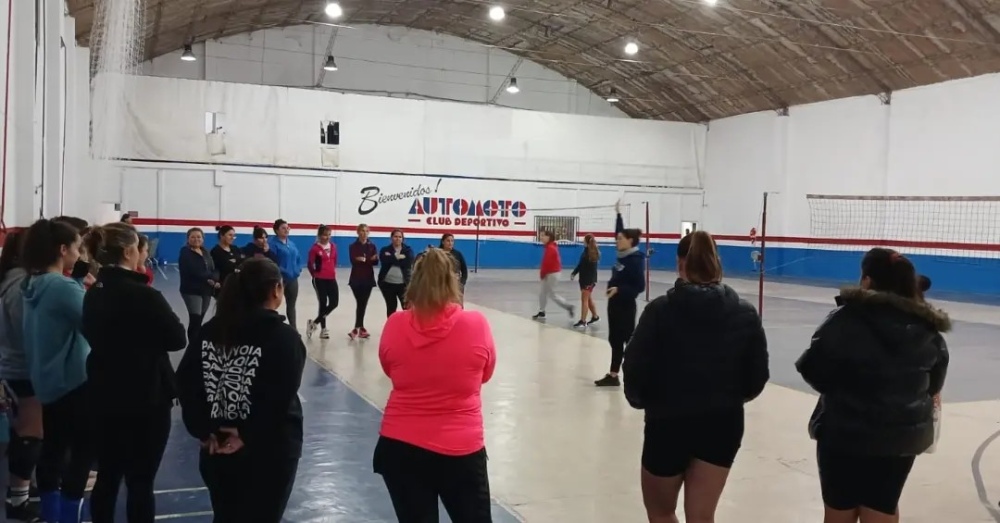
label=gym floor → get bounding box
[105,267,1000,522]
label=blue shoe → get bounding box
[39,491,60,523]
[58,496,82,523]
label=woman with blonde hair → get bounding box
[374,249,497,521]
[623,230,769,523]
[570,234,600,328]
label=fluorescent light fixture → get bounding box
[704,0,718,5]
[323,56,338,71]
[506,78,520,94]
[624,41,639,55]
[606,89,620,103]
[180,45,196,61]
[489,5,506,21]
[325,2,343,18]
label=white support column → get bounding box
[7,0,38,226]
[42,0,61,218]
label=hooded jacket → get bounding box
[176,308,306,458]
[623,280,768,419]
[21,272,90,404]
[796,287,950,456]
[0,268,29,381]
[607,213,646,300]
[378,304,496,456]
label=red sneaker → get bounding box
[359,328,371,339]
[348,328,358,340]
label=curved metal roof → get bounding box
[67,0,1000,121]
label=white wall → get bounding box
[101,75,704,189]
[144,24,625,119]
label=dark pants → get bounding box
[373,436,492,523]
[351,284,373,329]
[380,282,407,316]
[90,406,172,523]
[200,451,299,523]
[283,277,300,330]
[37,385,94,500]
[182,293,213,348]
[311,279,339,329]
[607,295,637,374]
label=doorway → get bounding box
[680,221,697,237]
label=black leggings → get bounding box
[312,279,340,329]
[37,385,95,500]
[607,295,637,374]
[200,451,299,523]
[351,284,373,329]
[90,406,172,523]
[380,282,406,316]
[373,436,492,523]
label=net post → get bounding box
[474,218,480,273]
[644,201,651,302]
[758,192,768,317]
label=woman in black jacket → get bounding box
[377,229,414,316]
[570,234,600,328]
[439,233,468,292]
[210,225,246,287]
[178,228,220,346]
[796,248,949,522]
[81,222,187,523]
[622,231,769,523]
[176,258,306,523]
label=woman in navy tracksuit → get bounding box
[377,229,414,317]
[595,202,646,387]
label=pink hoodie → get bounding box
[378,303,497,456]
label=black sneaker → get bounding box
[7,500,41,522]
[587,316,601,325]
[572,320,587,328]
[532,312,546,320]
[594,374,620,387]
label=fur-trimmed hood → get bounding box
[837,286,952,333]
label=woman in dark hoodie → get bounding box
[243,226,279,264]
[210,225,246,287]
[439,233,468,296]
[178,228,220,346]
[81,222,187,523]
[796,248,949,523]
[377,229,414,317]
[594,201,647,387]
[176,258,306,523]
[622,231,769,523]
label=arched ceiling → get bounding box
[66,0,1000,122]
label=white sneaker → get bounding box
[319,328,329,339]
[306,320,316,340]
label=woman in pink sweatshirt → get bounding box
[306,225,338,340]
[374,248,497,521]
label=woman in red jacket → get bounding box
[306,225,339,340]
[532,229,574,320]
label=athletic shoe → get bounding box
[6,500,41,522]
[319,328,329,339]
[587,316,601,325]
[306,320,316,340]
[594,374,620,387]
[572,321,587,329]
[532,312,546,320]
[348,329,358,340]
[359,328,371,339]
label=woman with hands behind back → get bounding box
[623,231,769,523]
[176,258,306,523]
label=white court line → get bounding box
[153,487,207,495]
[155,512,215,520]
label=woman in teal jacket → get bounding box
[20,218,93,523]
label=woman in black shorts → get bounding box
[797,248,949,522]
[622,231,769,523]
[569,234,600,328]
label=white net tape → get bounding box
[90,0,147,160]
[532,204,632,244]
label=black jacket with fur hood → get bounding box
[796,287,950,456]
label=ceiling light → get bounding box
[624,41,639,55]
[180,45,196,62]
[606,88,620,103]
[506,78,520,94]
[323,56,338,71]
[489,5,506,21]
[325,2,343,18]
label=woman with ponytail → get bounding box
[622,230,769,523]
[176,258,305,523]
[81,223,186,523]
[306,225,339,340]
[797,248,949,522]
